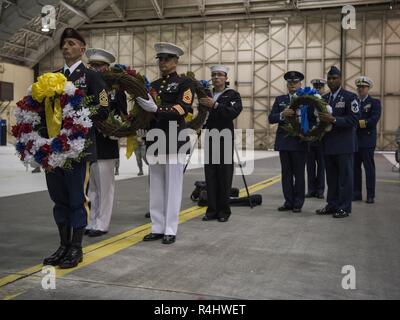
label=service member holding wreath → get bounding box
[43,28,110,268]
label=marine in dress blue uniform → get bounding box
[306,79,327,199]
[268,71,307,212]
[136,42,195,245]
[316,66,360,218]
[353,76,381,204]
[42,28,109,268]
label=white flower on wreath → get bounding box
[48,153,68,168]
[14,109,41,126]
[64,81,77,96]
[62,104,75,118]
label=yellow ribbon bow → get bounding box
[126,135,138,159]
[32,73,67,138]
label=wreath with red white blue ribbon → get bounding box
[12,74,94,171]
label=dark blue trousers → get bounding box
[306,145,325,195]
[45,161,90,228]
[325,153,353,213]
[354,148,376,199]
[279,151,306,209]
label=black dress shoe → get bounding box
[333,209,349,218]
[366,198,374,204]
[217,217,229,222]
[84,229,92,235]
[59,246,83,269]
[305,192,315,198]
[292,208,302,213]
[316,206,335,215]
[88,230,108,237]
[143,233,164,241]
[43,245,69,266]
[144,212,151,218]
[202,215,217,221]
[162,235,176,244]
[316,193,325,199]
[278,206,292,211]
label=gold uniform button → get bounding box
[160,86,164,89]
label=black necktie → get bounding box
[64,69,70,77]
[328,94,333,105]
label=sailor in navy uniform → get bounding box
[43,28,109,268]
[85,48,128,237]
[198,65,243,222]
[136,42,195,244]
[353,76,381,204]
[306,79,327,199]
[316,66,360,218]
[268,71,307,213]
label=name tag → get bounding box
[364,103,371,112]
[335,101,345,108]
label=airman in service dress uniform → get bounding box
[316,66,360,218]
[268,71,307,213]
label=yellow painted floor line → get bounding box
[377,179,400,184]
[2,291,26,300]
[0,175,281,292]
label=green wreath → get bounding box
[94,68,209,138]
[282,89,331,142]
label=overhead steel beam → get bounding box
[150,0,163,19]
[198,0,205,16]
[298,0,392,9]
[244,0,251,16]
[21,28,52,39]
[81,5,400,29]
[59,0,90,21]
[0,52,36,62]
[23,0,117,68]
[4,41,37,52]
[109,1,124,20]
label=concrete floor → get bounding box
[0,152,399,300]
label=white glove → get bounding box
[136,129,147,137]
[136,93,158,113]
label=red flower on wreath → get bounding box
[63,117,74,130]
[25,140,34,152]
[11,123,32,139]
[126,67,137,77]
[40,144,51,154]
[60,94,69,107]
[72,124,88,135]
[75,89,85,97]
[59,134,70,152]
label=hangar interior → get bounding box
[0,0,399,301]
